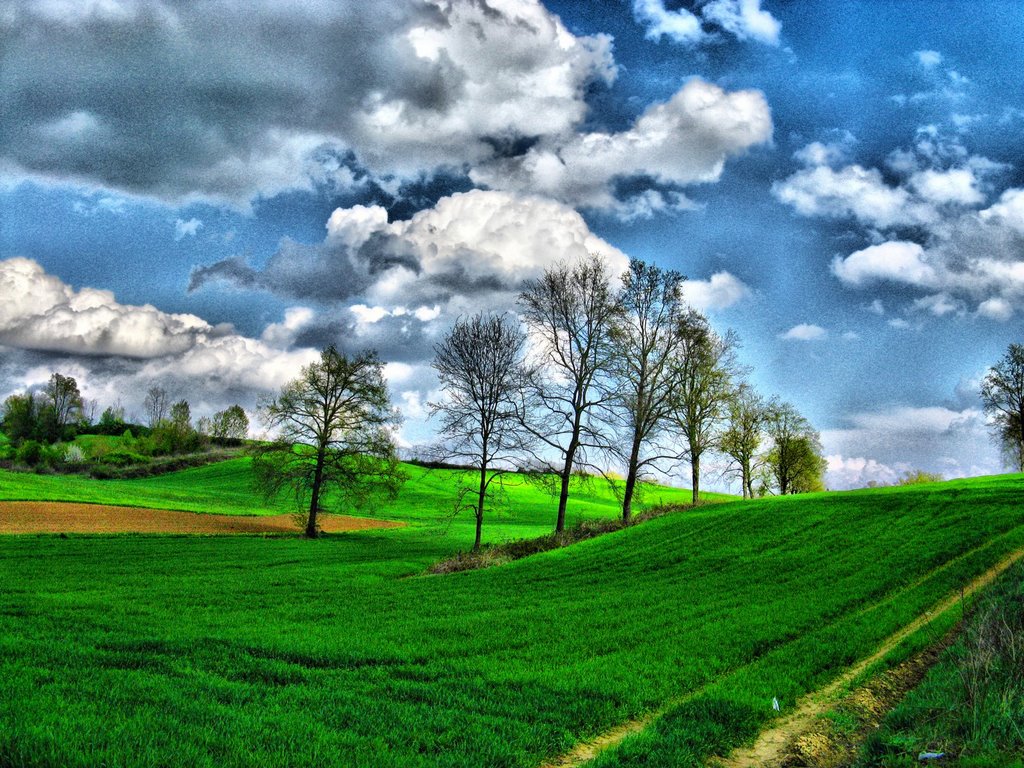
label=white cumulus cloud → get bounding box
[779,323,827,341]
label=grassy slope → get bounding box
[856,561,1024,768]
[0,459,712,543]
[1,474,1023,767]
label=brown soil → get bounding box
[0,501,405,535]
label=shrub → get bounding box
[15,440,43,466]
[63,443,86,463]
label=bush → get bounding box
[97,449,152,467]
[15,440,43,467]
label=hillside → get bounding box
[1,472,1023,766]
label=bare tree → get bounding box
[672,320,740,504]
[45,372,83,431]
[610,259,696,522]
[144,386,169,427]
[431,313,531,551]
[981,343,1024,472]
[719,384,769,499]
[253,346,405,538]
[764,401,826,494]
[517,254,619,532]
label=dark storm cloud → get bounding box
[1,0,614,204]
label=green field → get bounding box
[1,463,1023,767]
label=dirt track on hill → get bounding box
[0,501,405,535]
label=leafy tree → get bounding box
[897,469,944,486]
[764,402,826,494]
[431,313,531,551]
[719,384,769,499]
[1,393,38,445]
[98,403,127,434]
[981,344,1024,472]
[44,373,83,432]
[253,346,405,538]
[610,259,696,521]
[672,320,740,504]
[517,255,619,532]
[210,405,249,443]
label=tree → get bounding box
[517,254,620,532]
[253,346,405,538]
[144,386,169,427]
[719,384,769,499]
[431,313,530,551]
[764,402,826,494]
[44,373,83,431]
[672,320,740,504]
[610,259,695,521]
[1,393,38,445]
[981,344,1024,472]
[211,405,249,443]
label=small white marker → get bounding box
[772,697,780,711]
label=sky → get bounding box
[2,0,1023,490]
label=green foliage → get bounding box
[254,346,405,537]
[14,439,42,466]
[1,470,1023,767]
[897,469,944,486]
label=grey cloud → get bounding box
[2,0,613,204]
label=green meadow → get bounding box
[2,462,1024,767]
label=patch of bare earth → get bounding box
[0,501,404,535]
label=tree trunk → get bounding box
[691,452,700,505]
[622,431,643,523]
[474,465,487,551]
[555,441,577,533]
[306,447,325,538]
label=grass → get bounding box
[1,468,1023,767]
[855,561,1024,768]
[0,458,709,545]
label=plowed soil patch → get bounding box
[0,501,405,535]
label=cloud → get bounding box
[681,271,751,311]
[778,131,1024,319]
[0,257,222,357]
[774,132,1002,231]
[831,241,937,288]
[821,403,1000,488]
[1,0,616,204]
[0,258,324,424]
[826,455,901,489]
[915,50,943,68]
[779,323,827,341]
[191,189,630,361]
[632,0,781,46]
[471,77,772,214]
[174,217,203,240]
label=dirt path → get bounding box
[540,543,1024,768]
[711,546,1024,768]
[0,501,405,535]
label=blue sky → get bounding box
[2,0,1023,488]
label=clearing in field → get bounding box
[0,501,404,535]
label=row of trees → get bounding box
[430,255,825,550]
[1,375,249,457]
[249,257,824,543]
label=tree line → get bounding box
[1,375,248,469]
[430,255,826,549]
